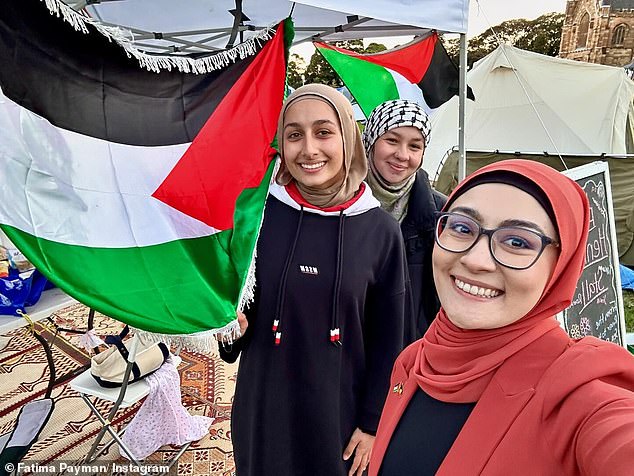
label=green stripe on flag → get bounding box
[231,157,275,300]
[2,226,237,334]
[1,161,275,336]
[318,47,399,117]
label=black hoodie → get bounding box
[220,183,407,476]
[400,169,446,341]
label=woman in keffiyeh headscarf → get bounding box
[220,84,408,476]
[369,159,634,476]
[363,100,446,341]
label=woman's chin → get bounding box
[446,315,478,330]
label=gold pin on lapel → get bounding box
[392,382,404,395]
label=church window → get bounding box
[613,24,627,46]
[577,13,590,48]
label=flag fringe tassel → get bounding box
[134,318,241,355]
[41,0,274,74]
[237,158,281,312]
[238,249,258,312]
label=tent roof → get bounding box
[66,0,436,54]
[423,44,634,176]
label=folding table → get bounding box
[69,337,188,468]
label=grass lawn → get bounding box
[624,290,634,333]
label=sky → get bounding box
[467,0,568,38]
[291,0,569,61]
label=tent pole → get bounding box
[458,33,467,181]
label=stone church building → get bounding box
[560,0,634,66]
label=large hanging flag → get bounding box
[0,0,291,349]
[315,33,473,117]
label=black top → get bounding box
[401,170,447,342]
[220,193,407,476]
[379,389,475,476]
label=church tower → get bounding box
[560,0,634,66]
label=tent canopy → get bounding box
[424,44,634,176]
[66,0,469,54]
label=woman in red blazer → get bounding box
[369,159,634,476]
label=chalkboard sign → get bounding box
[560,162,626,347]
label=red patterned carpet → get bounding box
[0,304,238,475]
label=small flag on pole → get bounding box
[315,32,473,117]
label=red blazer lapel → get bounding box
[370,330,570,476]
[437,330,569,475]
[437,379,535,475]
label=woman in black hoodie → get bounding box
[363,100,446,341]
[219,84,407,476]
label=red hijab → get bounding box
[413,159,590,402]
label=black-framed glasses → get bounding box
[435,212,559,270]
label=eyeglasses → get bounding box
[435,212,559,270]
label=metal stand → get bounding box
[70,337,189,469]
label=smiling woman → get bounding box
[275,84,367,208]
[280,99,345,191]
[363,99,447,340]
[369,159,634,476]
[219,84,409,476]
[433,181,560,330]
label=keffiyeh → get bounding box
[362,99,431,151]
[363,100,431,223]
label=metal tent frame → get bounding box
[63,0,470,179]
[65,0,433,53]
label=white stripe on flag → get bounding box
[0,90,218,248]
[388,69,434,115]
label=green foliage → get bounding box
[444,12,564,68]
[624,289,634,333]
[363,42,388,54]
[286,53,305,90]
[303,48,343,87]
[288,40,387,88]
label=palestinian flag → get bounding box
[0,0,290,347]
[315,33,473,117]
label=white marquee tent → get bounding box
[424,44,634,177]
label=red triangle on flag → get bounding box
[153,24,286,231]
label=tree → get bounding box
[364,42,388,54]
[286,53,305,90]
[304,40,362,86]
[303,48,342,87]
[444,12,564,68]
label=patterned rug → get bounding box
[0,304,238,475]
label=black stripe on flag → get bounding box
[419,40,475,109]
[0,0,265,146]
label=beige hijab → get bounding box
[275,84,367,208]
